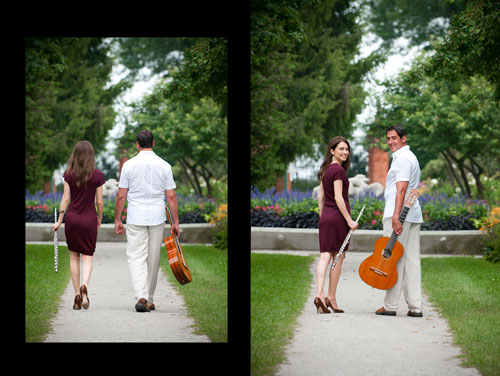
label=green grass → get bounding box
[160,244,227,342]
[251,253,316,376]
[25,244,71,342]
[422,257,500,376]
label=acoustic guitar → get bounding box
[164,205,192,285]
[358,189,419,290]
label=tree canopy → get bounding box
[427,0,500,99]
[113,37,228,198]
[251,0,382,190]
[365,55,500,199]
[25,38,128,193]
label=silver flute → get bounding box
[54,208,58,273]
[330,205,365,271]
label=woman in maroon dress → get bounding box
[314,136,358,314]
[53,141,104,310]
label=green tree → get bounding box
[366,56,500,199]
[113,37,227,113]
[427,0,500,99]
[117,81,227,198]
[26,38,127,193]
[251,0,381,190]
[362,0,465,51]
[113,37,196,78]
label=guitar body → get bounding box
[164,235,192,285]
[358,236,404,290]
[164,205,192,285]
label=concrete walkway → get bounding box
[270,252,480,376]
[36,241,209,342]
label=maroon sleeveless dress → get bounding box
[318,163,350,253]
[63,169,105,255]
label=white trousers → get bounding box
[125,223,165,304]
[382,217,422,313]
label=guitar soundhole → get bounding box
[382,249,392,258]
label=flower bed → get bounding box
[25,191,219,224]
[251,188,488,230]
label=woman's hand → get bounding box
[347,220,358,231]
[97,218,102,230]
[53,222,61,232]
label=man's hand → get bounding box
[392,216,403,235]
[171,223,180,239]
[115,220,125,234]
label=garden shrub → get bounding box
[481,207,500,264]
[251,188,488,231]
[25,190,220,224]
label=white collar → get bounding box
[392,145,410,159]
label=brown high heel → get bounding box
[80,285,90,310]
[325,297,344,313]
[73,294,82,310]
[314,297,331,314]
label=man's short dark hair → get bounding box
[136,130,154,148]
[386,125,406,139]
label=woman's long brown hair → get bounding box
[317,136,351,182]
[64,140,95,188]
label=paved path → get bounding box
[272,252,480,376]
[38,242,209,342]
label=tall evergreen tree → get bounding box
[26,38,127,193]
[251,0,381,190]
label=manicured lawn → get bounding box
[25,244,70,342]
[251,253,316,376]
[160,244,228,342]
[421,257,500,376]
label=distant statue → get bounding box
[312,174,384,199]
[102,178,119,198]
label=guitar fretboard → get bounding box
[383,206,410,257]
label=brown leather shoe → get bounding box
[325,297,344,313]
[73,294,82,310]
[375,307,396,316]
[314,297,331,314]
[149,304,155,311]
[135,298,150,312]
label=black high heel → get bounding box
[314,297,331,314]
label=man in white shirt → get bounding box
[115,130,180,312]
[375,125,424,317]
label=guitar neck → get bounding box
[386,205,410,250]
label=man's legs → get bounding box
[402,222,422,313]
[146,223,165,305]
[126,224,149,303]
[382,217,422,313]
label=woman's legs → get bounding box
[316,252,333,301]
[81,255,93,287]
[69,251,81,296]
[327,252,345,308]
[69,251,93,292]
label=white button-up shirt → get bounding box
[383,145,423,223]
[118,151,176,226]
